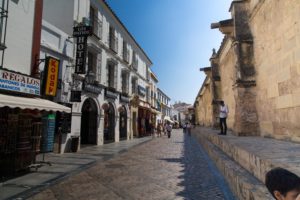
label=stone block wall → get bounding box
[218,39,237,130]
[250,0,300,141]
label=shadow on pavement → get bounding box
[159,132,235,200]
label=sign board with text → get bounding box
[0,68,40,95]
[44,57,60,96]
[73,25,92,74]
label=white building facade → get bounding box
[41,0,153,152]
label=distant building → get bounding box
[157,88,171,123]
[173,102,192,126]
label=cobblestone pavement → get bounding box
[28,130,236,200]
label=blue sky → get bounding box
[106,0,232,104]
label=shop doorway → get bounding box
[104,103,115,143]
[119,106,127,140]
[80,99,98,145]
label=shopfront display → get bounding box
[0,94,71,175]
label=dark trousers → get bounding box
[220,117,227,135]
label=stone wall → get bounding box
[218,39,237,131]
[249,0,300,141]
[196,77,214,126]
[196,0,300,140]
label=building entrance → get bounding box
[80,99,98,145]
[104,103,115,143]
[119,106,127,140]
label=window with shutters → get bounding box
[146,87,150,102]
[109,26,118,53]
[88,51,97,75]
[121,71,129,94]
[123,41,129,63]
[132,51,138,71]
[108,63,115,88]
[131,78,137,94]
[96,53,102,82]
[146,67,150,81]
[90,6,102,39]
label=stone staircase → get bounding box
[193,127,300,200]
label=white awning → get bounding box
[0,94,71,113]
[164,116,174,123]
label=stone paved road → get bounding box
[28,130,236,200]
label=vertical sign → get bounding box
[75,36,87,74]
[44,57,60,96]
[73,26,92,74]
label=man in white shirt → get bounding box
[219,100,229,135]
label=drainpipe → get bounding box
[31,0,43,78]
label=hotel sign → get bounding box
[0,68,40,95]
[73,26,92,37]
[73,25,92,74]
[44,57,60,96]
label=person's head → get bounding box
[220,100,224,106]
[265,167,300,200]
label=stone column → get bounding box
[97,114,104,145]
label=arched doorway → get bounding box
[119,106,127,140]
[104,103,115,143]
[80,98,98,145]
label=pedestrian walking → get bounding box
[183,123,187,133]
[166,122,172,138]
[164,123,168,136]
[187,122,192,136]
[157,123,162,137]
[219,100,229,135]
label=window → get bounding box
[123,41,129,63]
[132,51,138,70]
[90,6,102,39]
[109,26,118,53]
[146,87,150,102]
[107,63,115,88]
[131,78,137,94]
[121,71,129,94]
[146,68,150,81]
[87,51,96,75]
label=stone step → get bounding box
[193,127,300,183]
[194,131,273,200]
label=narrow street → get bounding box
[28,129,235,200]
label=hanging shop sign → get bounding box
[70,90,81,102]
[83,82,102,94]
[0,68,40,95]
[44,57,60,96]
[74,36,87,74]
[73,26,92,37]
[73,25,92,74]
